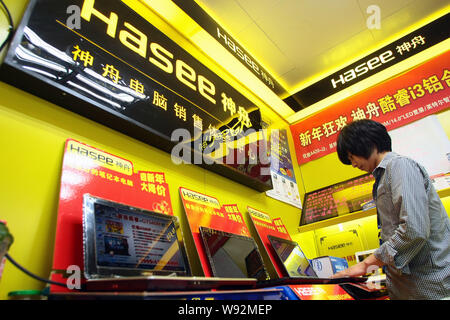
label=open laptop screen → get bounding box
[199,226,269,281]
[83,194,190,278]
[268,235,317,278]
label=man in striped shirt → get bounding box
[332,119,450,300]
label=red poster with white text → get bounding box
[179,188,250,276]
[289,284,354,300]
[247,206,291,277]
[290,51,450,165]
[50,139,173,292]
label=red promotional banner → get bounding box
[289,284,354,300]
[290,51,450,165]
[247,207,291,277]
[179,187,251,276]
[51,139,174,292]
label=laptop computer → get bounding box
[82,194,256,291]
[256,235,367,287]
[198,226,271,282]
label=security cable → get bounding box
[5,253,69,288]
[0,0,14,52]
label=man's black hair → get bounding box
[336,119,392,165]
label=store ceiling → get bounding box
[194,0,448,114]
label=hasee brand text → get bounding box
[81,0,217,105]
[331,50,395,88]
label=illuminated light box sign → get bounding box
[288,13,449,107]
[0,0,272,192]
[171,0,286,97]
[300,174,374,226]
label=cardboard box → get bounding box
[310,256,348,278]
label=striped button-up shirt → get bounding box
[372,152,450,300]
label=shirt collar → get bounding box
[372,151,397,176]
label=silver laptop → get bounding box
[261,235,367,285]
[82,194,256,291]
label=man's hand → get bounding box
[331,253,385,278]
[331,261,368,278]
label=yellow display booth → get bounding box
[0,0,449,300]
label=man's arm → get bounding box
[335,158,431,278]
[373,158,430,273]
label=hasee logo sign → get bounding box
[67,140,133,176]
[2,0,272,192]
[180,188,221,208]
[331,50,395,89]
[80,0,217,105]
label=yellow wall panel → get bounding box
[436,111,450,140]
[0,0,306,298]
[0,79,304,298]
[291,231,317,259]
[441,196,450,218]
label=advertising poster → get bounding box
[289,284,354,300]
[247,206,291,277]
[179,188,250,276]
[266,129,302,208]
[51,139,173,292]
[290,51,450,165]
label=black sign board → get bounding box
[286,13,450,108]
[0,0,272,191]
